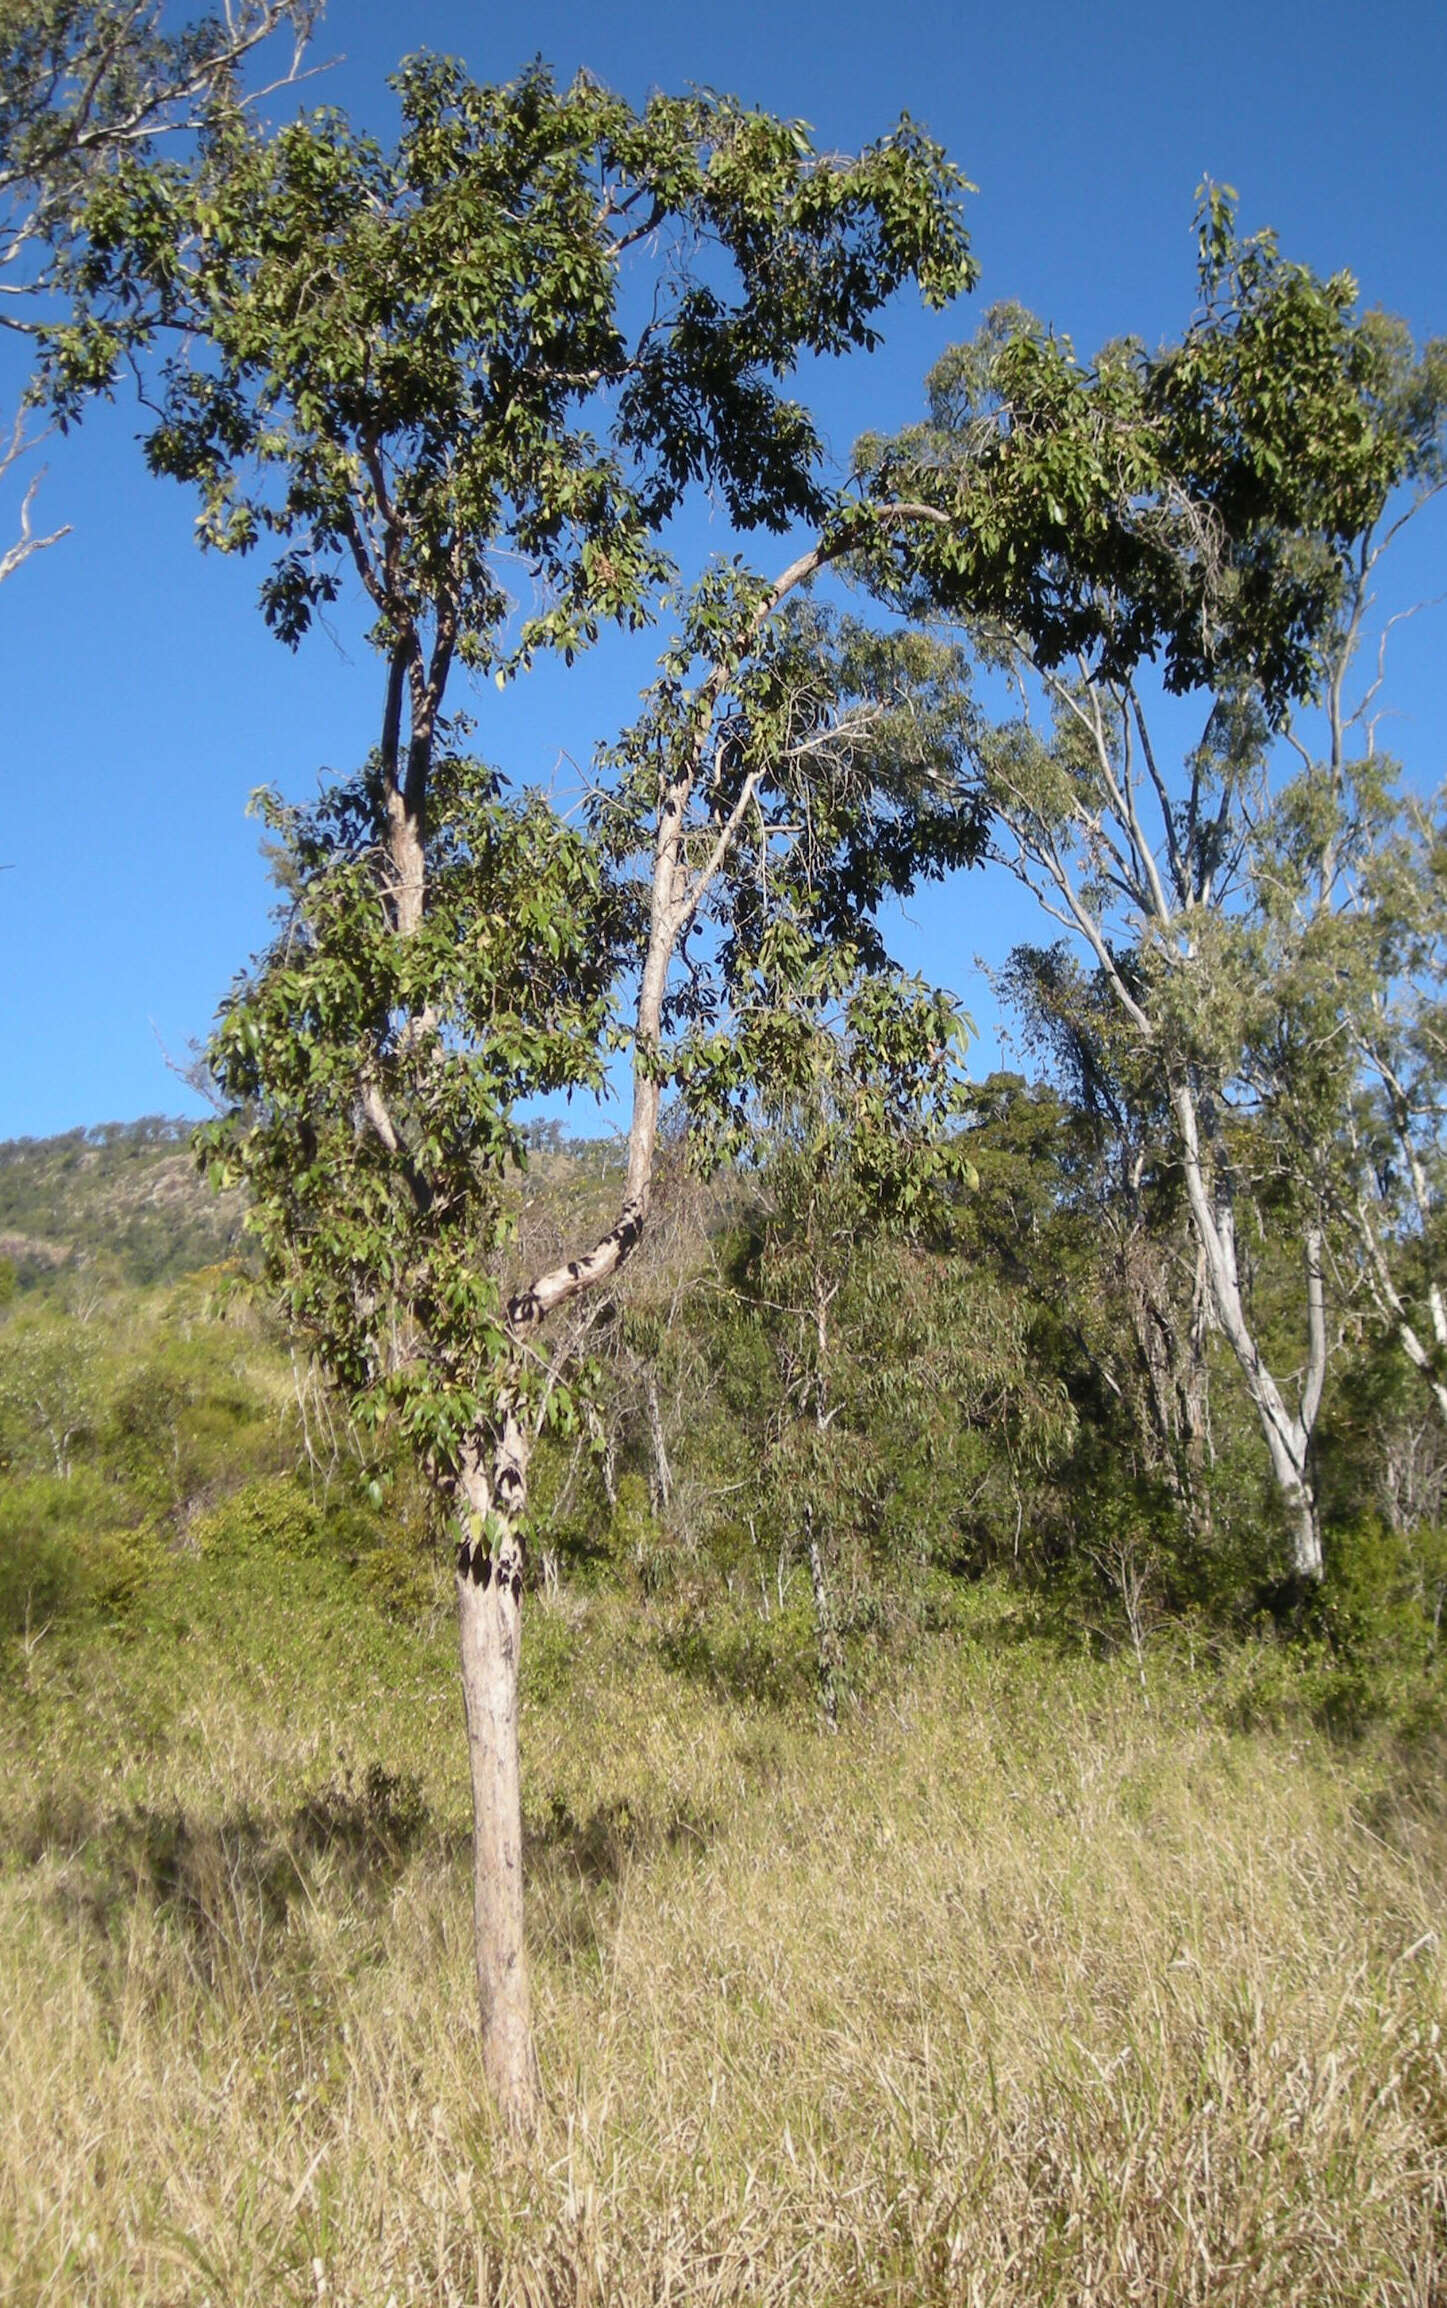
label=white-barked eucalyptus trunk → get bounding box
[983,653,1331,1579]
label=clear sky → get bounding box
[1,0,1444,1138]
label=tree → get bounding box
[861,189,1447,1581]
[68,57,979,2129]
[1330,784,1447,1428]
[0,0,312,577]
[0,1306,101,1476]
[996,949,1216,1535]
[0,398,68,579]
[702,942,977,1723]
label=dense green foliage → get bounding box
[203,766,624,1465]
[0,0,309,310]
[860,186,1447,713]
[0,2,312,581]
[3,1116,1444,1735]
[46,55,972,618]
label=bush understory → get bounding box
[3,1542,1444,2307]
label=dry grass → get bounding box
[2,1584,1444,2305]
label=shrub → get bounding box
[0,1472,157,1636]
[192,1473,328,1561]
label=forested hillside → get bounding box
[3,1102,1443,1706]
[0,1119,245,1289]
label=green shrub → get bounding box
[192,1473,328,1560]
[657,1587,816,1708]
[355,1535,443,1621]
[0,1472,157,1636]
[1210,1519,1447,1736]
[601,1473,675,1594]
[0,1475,89,1634]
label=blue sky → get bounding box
[1,0,1444,1138]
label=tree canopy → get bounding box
[858,189,1447,1579]
[0,0,312,579]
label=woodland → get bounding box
[2,5,1447,2302]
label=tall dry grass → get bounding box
[2,1586,1444,2305]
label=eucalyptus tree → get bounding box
[997,944,1216,1532]
[860,190,1447,1581]
[720,1017,1089,1692]
[56,56,978,2127]
[1333,787,1447,1427]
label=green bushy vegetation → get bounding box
[5,1118,1445,1711]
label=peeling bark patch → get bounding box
[456,1541,470,1578]
[471,1551,492,1588]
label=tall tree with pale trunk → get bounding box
[859,188,1447,1583]
[57,53,979,2129]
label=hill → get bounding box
[0,1118,246,1290]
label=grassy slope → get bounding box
[2,1548,1443,2306]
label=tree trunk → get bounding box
[803,1500,841,1731]
[456,1440,539,2134]
[1121,1232,1213,1535]
[436,547,855,2121]
[804,1275,844,1728]
[1214,1293,1323,1581]
[1170,1082,1325,1580]
[1289,1487,1323,1584]
[1352,1189,1447,1429]
[644,1372,673,1516]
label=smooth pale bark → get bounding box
[645,1373,674,1515]
[803,1501,841,1731]
[988,648,1340,1585]
[0,413,71,586]
[440,629,702,2127]
[1350,1058,1447,1430]
[1172,1082,1325,1580]
[443,716,687,2130]
[385,788,427,938]
[456,1440,538,2134]
[445,785,689,2120]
